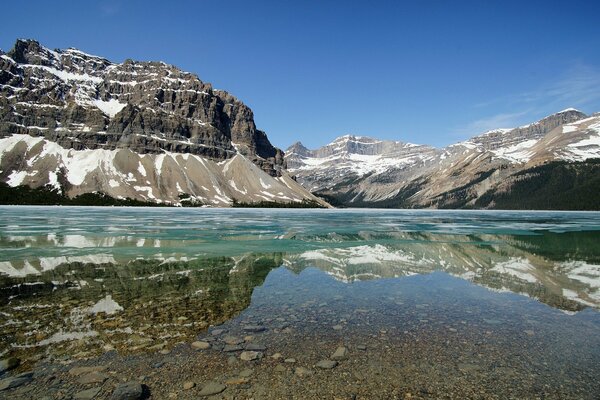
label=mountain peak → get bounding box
[557,107,583,114]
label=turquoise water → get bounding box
[0,206,599,398]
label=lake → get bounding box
[1,206,599,399]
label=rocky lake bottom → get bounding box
[0,207,599,399]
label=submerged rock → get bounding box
[223,345,243,352]
[223,336,244,345]
[244,343,266,351]
[74,387,102,400]
[191,341,211,350]
[0,372,33,391]
[77,372,108,385]
[243,325,266,333]
[110,382,143,400]
[294,367,313,377]
[198,381,226,396]
[316,360,338,369]
[0,358,20,374]
[331,346,348,360]
[240,351,262,361]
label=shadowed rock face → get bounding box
[0,39,283,175]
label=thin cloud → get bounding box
[517,63,600,108]
[458,63,600,138]
[455,110,531,136]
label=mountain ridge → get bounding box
[286,109,600,209]
[0,39,328,207]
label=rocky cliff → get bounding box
[0,39,327,206]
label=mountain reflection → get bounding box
[0,230,599,363]
[0,254,281,362]
[285,232,599,312]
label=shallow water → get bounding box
[0,206,599,398]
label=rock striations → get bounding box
[0,39,327,206]
[286,109,600,209]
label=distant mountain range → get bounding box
[286,109,600,209]
[0,39,327,207]
[1,39,599,209]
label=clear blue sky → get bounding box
[2,1,600,150]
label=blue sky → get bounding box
[2,1,600,150]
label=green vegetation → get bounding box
[0,183,324,208]
[0,182,170,207]
[475,159,600,210]
[231,199,325,208]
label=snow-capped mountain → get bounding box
[286,109,600,209]
[0,39,327,206]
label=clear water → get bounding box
[1,206,599,398]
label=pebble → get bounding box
[524,330,535,336]
[240,351,262,361]
[332,325,343,331]
[0,372,33,391]
[244,343,266,351]
[271,353,283,359]
[357,345,367,350]
[284,358,296,363]
[331,346,348,361]
[316,360,338,369]
[159,349,171,355]
[223,345,243,352]
[294,367,312,377]
[183,381,195,390]
[227,356,238,365]
[198,381,226,396]
[274,365,286,373]
[191,341,211,350]
[78,372,108,385]
[69,366,107,376]
[73,387,102,400]
[0,358,20,374]
[223,336,244,345]
[225,377,249,385]
[239,369,254,377]
[211,329,226,336]
[243,325,266,332]
[110,382,143,400]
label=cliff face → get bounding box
[0,39,331,206]
[0,39,284,176]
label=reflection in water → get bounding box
[0,254,280,363]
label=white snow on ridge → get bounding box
[565,121,600,160]
[491,139,538,163]
[25,64,103,83]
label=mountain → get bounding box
[0,39,328,207]
[286,109,600,209]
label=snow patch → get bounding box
[93,99,127,118]
[88,295,124,315]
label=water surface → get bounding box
[0,207,599,398]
